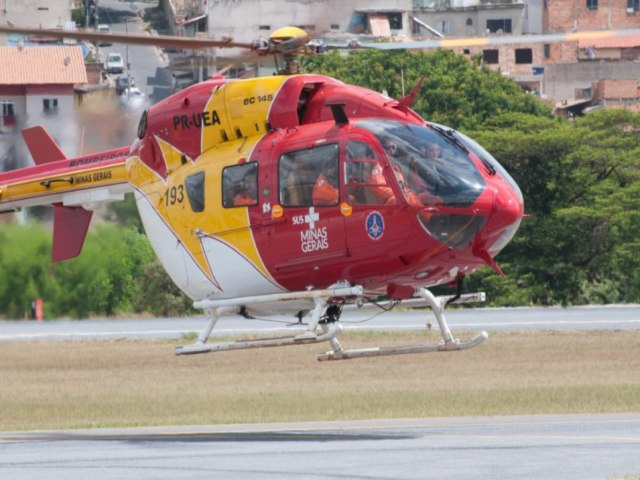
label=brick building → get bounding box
[544,0,640,32]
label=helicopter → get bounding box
[0,24,536,360]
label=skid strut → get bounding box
[175,286,361,356]
[317,287,488,361]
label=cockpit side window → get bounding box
[345,141,397,206]
[279,144,339,207]
[222,162,258,208]
[185,171,205,212]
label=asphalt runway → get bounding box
[1,305,640,342]
[1,414,639,479]
[1,307,639,479]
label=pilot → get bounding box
[233,169,258,206]
[423,142,443,160]
[381,138,398,158]
[362,161,397,206]
[312,160,339,205]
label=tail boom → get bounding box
[0,127,133,261]
[0,149,131,211]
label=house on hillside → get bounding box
[0,45,87,135]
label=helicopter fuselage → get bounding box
[126,74,523,303]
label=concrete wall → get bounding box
[545,61,640,100]
[205,0,413,44]
[413,3,525,37]
[0,0,72,29]
[522,0,543,34]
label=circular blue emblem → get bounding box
[366,211,384,240]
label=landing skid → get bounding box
[175,285,488,360]
[176,324,341,355]
[317,331,487,361]
[318,287,487,361]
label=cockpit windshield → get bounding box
[355,119,486,207]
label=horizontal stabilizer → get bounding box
[52,205,93,262]
[21,126,67,164]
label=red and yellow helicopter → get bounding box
[0,25,531,360]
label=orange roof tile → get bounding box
[578,35,640,49]
[0,45,87,85]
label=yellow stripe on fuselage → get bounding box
[201,76,287,153]
[127,135,273,286]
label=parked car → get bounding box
[97,24,112,46]
[105,52,124,74]
[115,76,134,95]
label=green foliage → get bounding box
[106,193,144,233]
[0,222,192,319]
[135,260,194,317]
[469,109,640,305]
[71,9,86,29]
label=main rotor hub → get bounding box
[269,26,310,46]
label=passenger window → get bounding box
[279,144,339,207]
[222,162,258,208]
[185,171,205,212]
[345,141,396,206]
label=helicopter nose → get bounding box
[483,182,524,258]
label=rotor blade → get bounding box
[353,28,640,50]
[0,25,253,50]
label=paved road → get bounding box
[1,414,639,479]
[1,305,639,342]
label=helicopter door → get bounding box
[342,140,413,274]
[273,143,347,283]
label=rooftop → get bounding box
[578,35,640,49]
[0,45,87,85]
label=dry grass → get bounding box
[1,330,639,432]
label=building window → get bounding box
[1,101,16,129]
[438,20,452,35]
[544,44,550,59]
[515,48,533,64]
[222,162,258,208]
[628,0,639,11]
[43,98,58,114]
[486,19,512,34]
[388,12,402,30]
[258,25,270,30]
[587,0,598,9]
[483,49,499,64]
[330,24,339,30]
[1,101,15,117]
[466,18,473,26]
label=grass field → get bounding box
[1,330,639,432]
